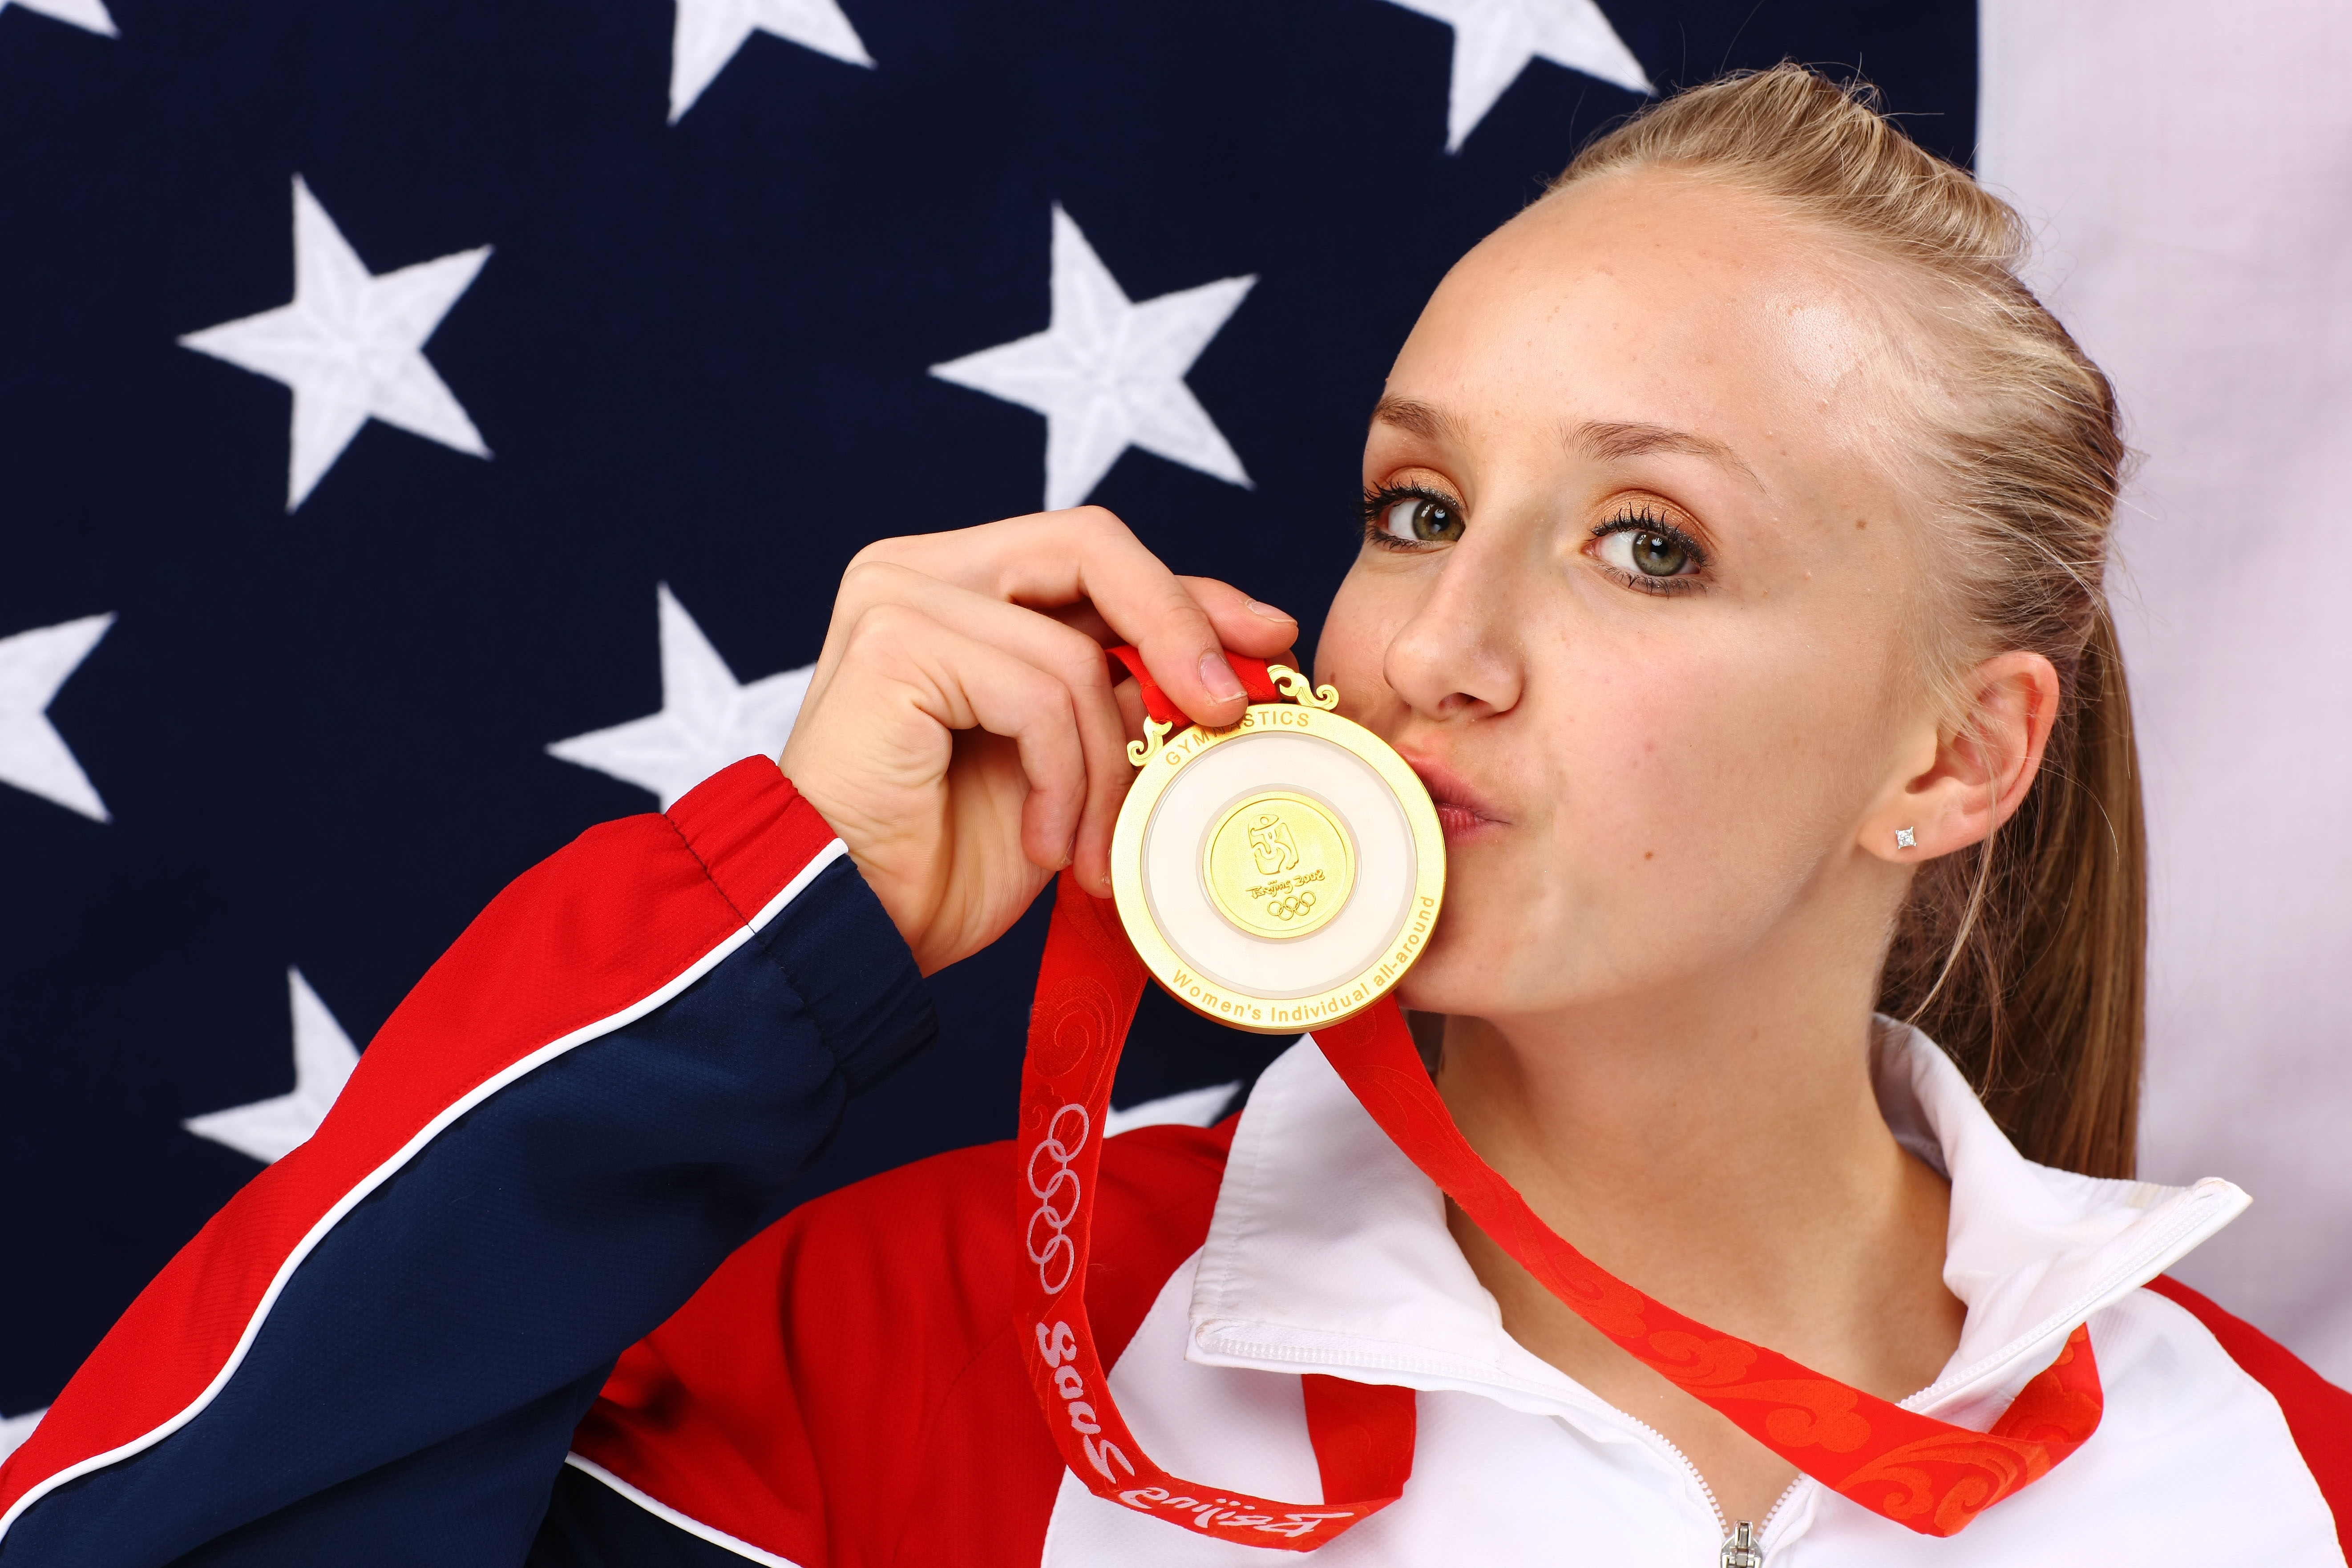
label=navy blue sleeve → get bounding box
[529,1467,748,1568]
[1,850,935,1568]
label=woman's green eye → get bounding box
[1629,531,1688,575]
[1594,524,1699,580]
[1381,495,1465,543]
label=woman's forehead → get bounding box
[1386,173,1920,458]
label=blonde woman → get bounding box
[6,66,2344,1568]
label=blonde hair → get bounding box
[1552,65,2145,1178]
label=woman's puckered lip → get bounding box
[1398,749,1509,830]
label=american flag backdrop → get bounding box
[5,0,2331,1461]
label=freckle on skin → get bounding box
[1644,851,1654,861]
[1856,518,1869,530]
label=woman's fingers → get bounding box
[827,562,1135,887]
[1066,534,1254,727]
[857,509,1293,728]
[851,604,1093,873]
[1175,575,1300,663]
[1050,574,1297,668]
[800,507,1310,928]
[933,643,1092,875]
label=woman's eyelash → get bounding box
[1591,505,1706,560]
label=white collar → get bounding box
[1187,1023,2247,1428]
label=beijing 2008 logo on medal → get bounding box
[1109,656,1446,1034]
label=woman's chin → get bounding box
[1396,914,1516,1018]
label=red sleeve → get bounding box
[2146,1274,2352,1552]
[572,1118,1237,1568]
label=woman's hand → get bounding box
[780,507,1298,975]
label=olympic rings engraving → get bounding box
[1025,1103,1091,1294]
[1264,889,1318,922]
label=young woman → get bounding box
[4,66,2344,1568]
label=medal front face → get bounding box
[1111,682,1446,1034]
[1200,790,1356,941]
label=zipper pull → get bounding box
[1720,1521,1762,1568]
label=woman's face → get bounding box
[1322,170,1940,1022]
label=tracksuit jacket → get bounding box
[2,758,2346,1566]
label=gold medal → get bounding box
[1110,663,1446,1034]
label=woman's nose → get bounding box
[1382,544,1524,722]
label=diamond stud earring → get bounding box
[1895,826,1917,850]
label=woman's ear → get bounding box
[1861,651,2061,864]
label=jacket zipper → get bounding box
[1602,1405,1796,1565]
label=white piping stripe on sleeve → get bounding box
[748,838,847,932]
[564,1453,807,1567]
[0,837,849,1543]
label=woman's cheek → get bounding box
[1557,674,1794,958]
[1318,567,1411,692]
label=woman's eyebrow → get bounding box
[1369,395,1471,445]
[1375,401,1764,493]
[1576,420,1762,488]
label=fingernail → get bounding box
[1246,599,1294,622]
[1200,651,1246,703]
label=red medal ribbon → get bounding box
[1107,643,1283,720]
[1020,655,2104,1548]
